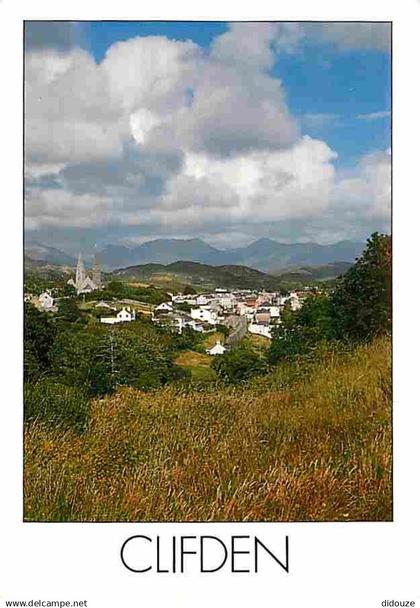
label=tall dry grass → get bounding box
[24,336,391,522]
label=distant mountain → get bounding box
[99,238,226,270]
[276,262,353,282]
[227,238,364,272]
[99,237,364,272]
[25,237,365,273]
[24,241,77,266]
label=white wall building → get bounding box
[155,302,173,313]
[248,323,272,339]
[206,341,227,356]
[288,292,302,311]
[100,307,136,325]
[190,307,218,325]
[38,291,57,311]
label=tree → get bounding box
[57,297,84,323]
[49,330,104,394]
[183,284,196,295]
[212,343,267,383]
[176,302,192,313]
[330,233,391,342]
[49,324,185,395]
[24,302,56,374]
[268,294,332,363]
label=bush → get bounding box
[268,294,332,364]
[212,343,268,383]
[24,302,56,372]
[24,380,90,432]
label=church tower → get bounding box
[92,253,101,288]
[75,252,86,290]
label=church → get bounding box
[67,252,102,295]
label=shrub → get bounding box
[212,343,268,383]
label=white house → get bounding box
[152,312,204,334]
[37,291,56,311]
[217,295,236,310]
[206,340,227,356]
[268,306,281,319]
[190,307,218,325]
[100,307,136,325]
[248,323,272,339]
[288,292,302,311]
[196,294,212,306]
[154,302,173,313]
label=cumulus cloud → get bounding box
[334,149,391,220]
[25,48,129,164]
[24,22,391,247]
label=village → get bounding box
[25,252,313,356]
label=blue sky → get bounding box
[24,21,391,253]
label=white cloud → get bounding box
[334,149,391,220]
[24,23,391,245]
[25,189,110,230]
[25,49,129,164]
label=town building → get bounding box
[206,341,227,356]
[67,252,102,295]
[100,307,136,325]
[37,291,57,312]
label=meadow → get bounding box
[24,336,391,522]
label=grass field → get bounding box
[24,336,391,522]
[175,349,217,381]
[201,331,225,349]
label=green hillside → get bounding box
[24,336,391,522]
[113,260,287,291]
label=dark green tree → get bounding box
[212,343,268,383]
[330,233,391,342]
[183,284,196,295]
[24,302,56,374]
[57,297,84,323]
[268,294,332,364]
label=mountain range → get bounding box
[24,237,364,273]
[112,260,354,290]
[97,237,364,272]
[25,241,77,266]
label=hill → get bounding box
[96,237,364,271]
[24,237,364,273]
[276,262,353,283]
[25,242,77,266]
[24,336,391,522]
[112,260,286,291]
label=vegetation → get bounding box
[75,279,169,305]
[24,336,391,521]
[112,260,287,292]
[212,342,268,384]
[330,233,392,342]
[23,233,392,522]
[269,233,391,363]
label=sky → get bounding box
[24,21,391,254]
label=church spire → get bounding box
[92,250,101,288]
[75,252,86,289]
